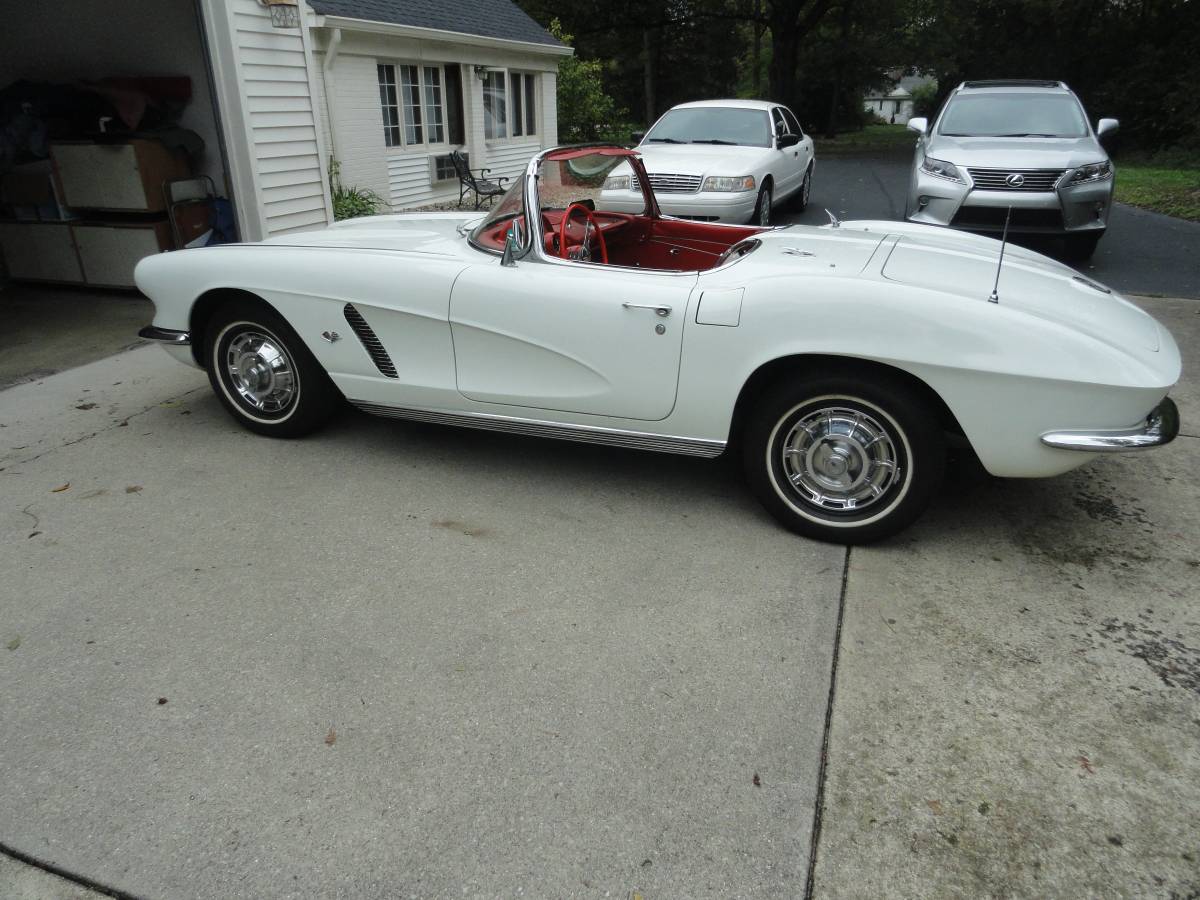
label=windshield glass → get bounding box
[469,174,526,249]
[539,152,646,216]
[938,93,1088,137]
[644,107,772,147]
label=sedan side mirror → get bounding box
[1097,118,1120,139]
[501,220,524,268]
[631,130,645,144]
[907,117,928,135]
[778,133,801,148]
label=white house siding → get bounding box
[484,142,543,182]
[230,0,329,234]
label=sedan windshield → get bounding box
[644,107,772,147]
[938,93,1088,138]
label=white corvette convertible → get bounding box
[136,145,1181,543]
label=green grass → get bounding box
[1114,164,1200,221]
[815,124,916,156]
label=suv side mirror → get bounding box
[907,117,928,135]
[630,130,645,144]
[1097,118,1119,139]
[778,133,801,148]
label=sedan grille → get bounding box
[343,304,398,378]
[967,168,1065,192]
[646,173,702,194]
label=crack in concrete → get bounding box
[804,545,852,900]
[0,841,144,900]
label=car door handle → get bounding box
[622,301,672,317]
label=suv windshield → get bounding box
[644,107,771,147]
[938,93,1088,138]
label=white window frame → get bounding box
[483,69,539,144]
[377,61,451,151]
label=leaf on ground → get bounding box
[50,483,70,493]
[926,799,944,815]
[324,726,337,746]
[159,399,183,409]
[1077,755,1096,775]
[752,773,761,787]
[6,636,20,651]
[75,402,98,411]
[125,485,143,494]
[27,531,41,539]
[157,697,168,705]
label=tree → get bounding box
[548,19,622,142]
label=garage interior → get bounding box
[0,0,236,388]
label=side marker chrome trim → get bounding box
[138,326,191,346]
[350,401,726,458]
[1041,397,1179,452]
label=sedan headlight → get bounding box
[702,175,756,192]
[920,157,965,183]
[602,175,631,191]
[1066,161,1113,185]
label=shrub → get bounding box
[328,158,384,220]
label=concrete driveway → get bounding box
[1,173,1198,898]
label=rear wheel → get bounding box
[743,375,945,543]
[204,300,341,437]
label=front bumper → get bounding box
[1041,397,1180,452]
[599,189,759,223]
[907,169,1114,235]
[138,325,191,345]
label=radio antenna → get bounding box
[988,206,1012,304]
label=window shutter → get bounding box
[445,64,465,146]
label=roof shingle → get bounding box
[307,0,564,47]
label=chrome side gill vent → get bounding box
[342,304,398,378]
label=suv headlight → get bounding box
[602,175,631,191]
[920,157,965,183]
[702,175,756,192]
[1067,161,1113,185]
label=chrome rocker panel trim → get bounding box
[350,400,727,458]
[1041,397,1179,452]
[138,326,191,346]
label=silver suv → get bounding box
[904,80,1119,259]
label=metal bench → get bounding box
[451,150,508,209]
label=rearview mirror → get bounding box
[907,117,928,135]
[778,133,801,148]
[631,130,645,144]
[1097,118,1119,139]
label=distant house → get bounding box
[863,74,936,124]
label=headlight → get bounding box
[702,175,756,192]
[1066,161,1113,185]
[920,157,965,183]
[602,175,631,191]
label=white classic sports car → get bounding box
[601,100,815,224]
[136,145,1181,543]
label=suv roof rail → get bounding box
[959,79,1067,90]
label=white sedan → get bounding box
[136,145,1180,544]
[600,99,814,224]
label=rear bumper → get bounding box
[1041,397,1180,452]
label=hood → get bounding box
[870,223,1159,352]
[636,143,774,176]
[260,212,480,256]
[925,135,1107,170]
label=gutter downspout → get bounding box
[322,27,343,162]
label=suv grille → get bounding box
[647,173,702,194]
[951,207,1064,231]
[967,168,1065,192]
[343,304,398,378]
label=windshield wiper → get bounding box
[691,139,737,145]
[647,137,684,143]
[993,132,1060,137]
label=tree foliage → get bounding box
[547,19,622,142]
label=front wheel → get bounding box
[1065,231,1103,261]
[753,185,773,225]
[743,375,945,543]
[204,300,341,437]
[797,166,812,211]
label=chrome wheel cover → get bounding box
[225,330,297,414]
[781,406,901,512]
[758,190,771,225]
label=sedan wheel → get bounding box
[205,300,341,437]
[798,167,812,211]
[754,186,772,226]
[743,375,945,543]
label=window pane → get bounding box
[444,64,465,145]
[483,70,507,139]
[424,66,445,144]
[524,74,536,135]
[510,73,523,137]
[377,64,401,147]
[400,64,422,144]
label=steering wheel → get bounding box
[558,203,608,264]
